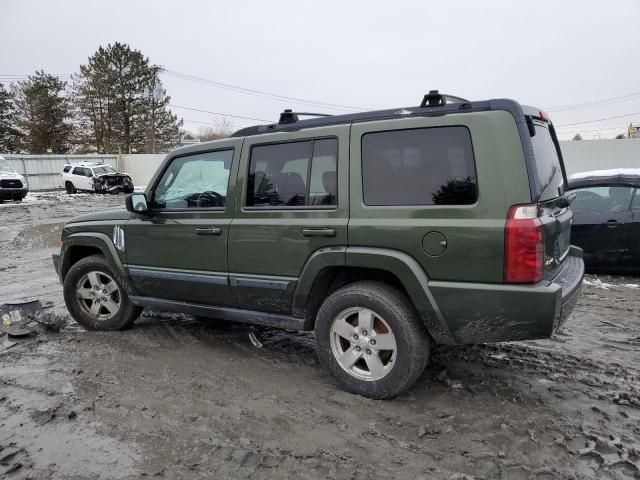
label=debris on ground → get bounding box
[0,300,67,337]
[248,331,263,348]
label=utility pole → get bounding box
[145,65,162,154]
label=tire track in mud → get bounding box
[433,342,640,409]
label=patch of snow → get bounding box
[583,278,614,290]
[0,191,93,208]
[583,276,640,290]
[569,168,640,181]
[134,185,146,192]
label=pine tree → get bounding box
[138,68,183,153]
[12,71,73,153]
[73,43,182,153]
[0,83,21,152]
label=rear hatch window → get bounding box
[530,122,565,201]
[528,119,572,276]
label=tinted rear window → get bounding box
[361,126,477,206]
[247,139,338,207]
[531,123,564,200]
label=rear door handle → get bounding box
[301,228,336,237]
[195,227,222,235]
[606,220,621,228]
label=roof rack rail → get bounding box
[420,90,469,107]
[279,109,332,124]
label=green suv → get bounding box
[53,91,584,398]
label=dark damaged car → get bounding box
[61,162,134,195]
[568,168,640,272]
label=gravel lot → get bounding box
[1,193,639,479]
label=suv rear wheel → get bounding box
[65,181,77,194]
[63,255,142,330]
[315,281,429,399]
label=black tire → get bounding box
[65,181,77,194]
[315,281,430,399]
[63,254,142,330]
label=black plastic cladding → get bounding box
[231,98,543,202]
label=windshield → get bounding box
[530,122,565,200]
[0,157,16,173]
[93,166,118,175]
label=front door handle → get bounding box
[301,228,336,238]
[195,227,222,235]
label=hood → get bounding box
[96,172,129,179]
[66,208,132,224]
[0,171,25,181]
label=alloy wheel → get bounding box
[75,271,121,321]
[329,307,397,381]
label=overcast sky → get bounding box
[1,0,639,140]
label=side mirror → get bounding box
[126,192,150,214]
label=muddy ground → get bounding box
[0,192,639,480]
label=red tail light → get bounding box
[538,110,550,122]
[504,204,544,283]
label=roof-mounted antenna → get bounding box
[278,109,332,124]
[420,90,470,107]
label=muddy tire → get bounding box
[314,281,429,399]
[63,255,142,330]
[65,181,77,194]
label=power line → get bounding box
[169,104,272,123]
[555,124,628,133]
[548,90,640,113]
[163,69,368,112]
[555,111,640,127]
[181,118,221,126]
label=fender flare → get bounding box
[61,232,136,296]
[293,246,455,343]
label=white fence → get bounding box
[559,138,640,175]
[4,139,640,191]
[120,154,164,187]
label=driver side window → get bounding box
[153,150,233,209]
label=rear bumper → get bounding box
[428,250,584,344]
[552,250,584,331]
[0,187,28,199]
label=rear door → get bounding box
[526,116,573,276]
[569,185,634,267]
[72,166,91,190]
[228,125,349,314]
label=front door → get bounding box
[228,126,349,314]
[570,185,634,268]
[124,142,241,306]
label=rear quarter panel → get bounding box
[348,110,531,283]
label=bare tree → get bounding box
[197,119,235,142]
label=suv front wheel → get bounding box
[315,281,429,399]
[63,255,142,330]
